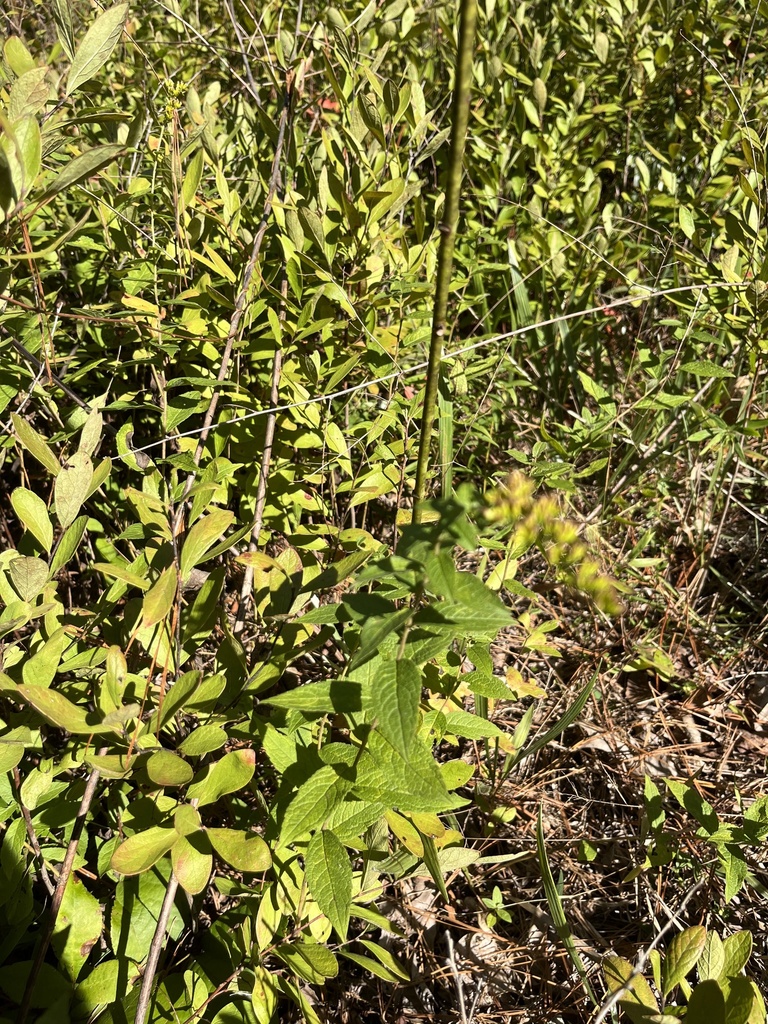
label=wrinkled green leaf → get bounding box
[306,830,352,940]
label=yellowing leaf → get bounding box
[207,828,271,872]
[111,826,177,875]
[54,451,93,529]
[141,566,178,628]
[505,668,547,699]
[179,509,235,583]
[171,834,212,895]
[145,749,193,787]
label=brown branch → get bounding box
[13,767,55,897]
[134,870,181,1024]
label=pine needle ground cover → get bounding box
[0,0,767,1021]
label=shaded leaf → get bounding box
[171,834,212,895]
[186,748,256,806]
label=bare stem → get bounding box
[412,0,477,522]
[134,871,181,1024]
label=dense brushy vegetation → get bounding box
[1,0,767,1021]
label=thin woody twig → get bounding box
[233,281,285,635]
[172,73,294,539]
[134,871,181,1024]
[591,877,707,1024]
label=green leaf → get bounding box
[50,515,88,574]
[340,950,406,983]
[146,749,193,787]
[358,939,411,981]
[9,67,49,121]
[724,976,757,1024]
[141,566,178,628]
[110,866,185,962]
[72,960,120,1017]
[274,942,338,984]
[722,930,752,977]
[66,3,128,95]
[171,834,212,895]
[603,956,660,1022]
[78,408,104,457]
[174,805,201,836]
[186,749,256,806]
[181,146,204,210]
[662,926,706,995]
[538,806,597,1003]
[11,413,60,476]
[85,753,134,779]
[442,710,505,740]
[511,674,596,767]
[16,685,110,734]
[51,874,102,980]
[262,679,362,713]
[679,360,734,379]
[3,36,36,76]
[280,765,348,845]
[361,732,461,813]
[679,205,696,239]
[178,724,228,756]
[91,561,150,591]
[179,509,235,583]
[145,669,203,732]
[440,760,475,789]
[14,117,41,196]
[51,0,76,61]
[687,979,726,1024]
[22,627,68,687]
[699,930,726,982]
[368,659,420,759]
[11,487,53,551]
[9,555,49,600]
[39,143,126,202]
[111,827,177,875]
[54,451,93,528]
[721,845,748,903]
[306,830,352,940]
[207,828,271,872]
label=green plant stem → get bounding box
[413,0,477,523]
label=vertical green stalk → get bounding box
[413,0,478,523]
